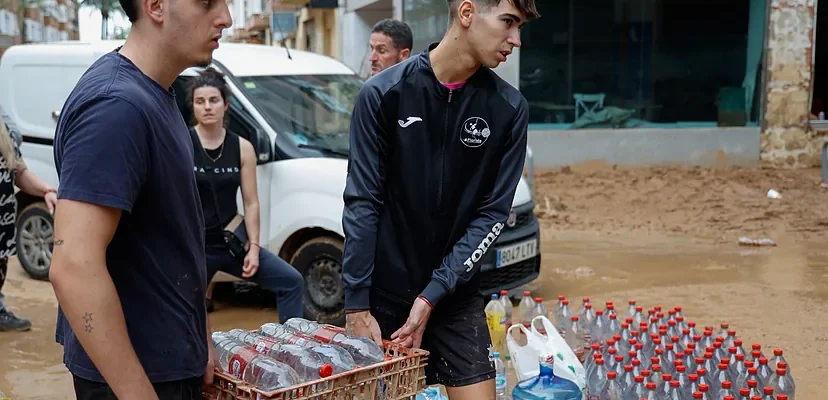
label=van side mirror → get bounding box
[255,140,272,165]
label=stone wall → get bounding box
[762,0,820,168]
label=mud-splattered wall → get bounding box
[762,0,820,168]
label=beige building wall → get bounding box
[762,0,820,168]
[294,6,340,60]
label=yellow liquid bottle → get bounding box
[485,294,507,356]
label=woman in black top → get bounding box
[187,68,303,323]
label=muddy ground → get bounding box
[0,165,825,399]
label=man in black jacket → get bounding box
[342,0,540,397]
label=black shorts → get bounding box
[373,293,495,387]
[72,374,203,400]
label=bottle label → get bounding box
[286,335,310,346]
[486,312,505,332]
[312,328,339,343]
[254,338,277,354]
[228,347,260,379]
[495,375,506,390]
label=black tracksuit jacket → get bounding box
[341,43,529,314]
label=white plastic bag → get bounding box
[505,323,548,382]
[530,316,586,389]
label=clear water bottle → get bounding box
[711,363,732,394]
[717,380,736,399]
[590,309,606,346]
[284,318,385,367]
[578,297,591,318]
[584,343,600,368]
[519,291,534,328]
[257,322,357,373]
[557,300,573,335]
[486,294,507,356]
[768,349,788,373]
[756,358,774,384]
[499,290,513,329]
[212,336,300,392]
[555,295,566,317]
[511,355,582,400]
[623,375,647,400]
[767,367,795,399]
[580,304,597,342]
[626,300,636,318]
[221,329,334,380]
[776,362,793,382]
[605,313,621,339]
[585,358,608,399]
[599,371,623,399]
[750,344,765,362]
[532,298,549,334]
[745,379,763,398]
[632,306,644,326]
[716,323,729,340]
[661,380,683,400]
[564,315,587,362]
[494,351,507,400]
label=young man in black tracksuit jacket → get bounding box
[342,0,540,396]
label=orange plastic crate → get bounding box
[203,337,429,400]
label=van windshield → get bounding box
[239,74,363,155]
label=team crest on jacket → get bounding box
[460,117,491,148]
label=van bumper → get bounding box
[478,200,541,296]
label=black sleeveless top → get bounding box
[189,127,242,245]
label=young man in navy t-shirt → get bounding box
[49,0,231,398]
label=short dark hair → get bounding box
[186,67,232,123]
[371,19,413,52]
[448,0,541,21]
[119,0,138,22]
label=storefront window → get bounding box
[403,0,449,53]
[520,0,767,128]
[403,0,766,129]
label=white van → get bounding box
[0,40,542,325]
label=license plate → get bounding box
[496,238,537,268]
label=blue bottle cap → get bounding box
[491,293,498,300]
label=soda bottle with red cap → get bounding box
[222,329,335,380]
[284,317,385,367]
[257,322,357,372]
[211,335,301,392]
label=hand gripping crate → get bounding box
[203,338,429,400]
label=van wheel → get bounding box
[291,236,345,327]
[15,202,53,281]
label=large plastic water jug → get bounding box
[512,355,582,400]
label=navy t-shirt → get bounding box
[53,50,208,383]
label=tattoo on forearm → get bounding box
[55,239,64,246]
[83,312,93,333]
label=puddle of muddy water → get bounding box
[0,232,824,399]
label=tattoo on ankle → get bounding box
[83,312,93,333]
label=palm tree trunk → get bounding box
[100,8,108,39]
